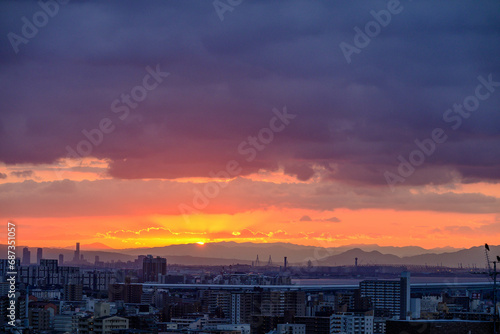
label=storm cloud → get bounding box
[0,0,499,187]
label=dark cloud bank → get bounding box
[1,0,499,187]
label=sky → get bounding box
[0,0,499,250]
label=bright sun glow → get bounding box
[197,241,205,245]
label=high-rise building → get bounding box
[36,248,43,265]
[360,272,411,320]
[142,255,167,282]
[360,279,400,318]
[231,292,255,324]
[400,271,411,320]
[22,247,30,266]
[58,254,64,266]
[73,242,80,262]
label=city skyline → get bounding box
[1,1,500,250]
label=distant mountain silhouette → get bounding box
[0,242,497,268]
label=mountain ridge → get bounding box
[1,242,496,267]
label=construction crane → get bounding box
[486,243,493,272]
[484,243,499,334]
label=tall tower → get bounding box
[22,247,30,266]
[255,255,260,266]
[400,271,411,320]
[267,255,273,266]
[37,248,43,265]
[58,254,64,266]
[73,242,80,262]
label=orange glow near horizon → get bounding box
[5,208,499,250]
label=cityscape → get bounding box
[1,0,500,334]
[0,242,498,333]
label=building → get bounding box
[22,247,30,266]
[40,259,58,272]
[108,283,143,303]
[218,324,251,334]
[250,315,285,334]
[0,295,26,327]
[277,323,306,334]
[54,313,77,333]
[360,272,410,319]
[58,254,64,266]
[202,290,231,317]
[142,255,167,282]
[0,258,20,277]
[82,270,114,291]
[73,242,80,263]
[400,271,411,320]
[28,301,57,331]
[78,315,129,334]
[259,290,306,317]
[64,284,83,301]
[332,312,374,334]
[36,248,43,265]
[293,315,334,334]
[410,298,421,319]
[386,319,494,334]
[95,302,111,317]
[231,292,255,324]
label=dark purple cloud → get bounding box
[0,0,499,186]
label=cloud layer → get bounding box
[0,0,499,186]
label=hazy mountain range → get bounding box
[2,242,498,268]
